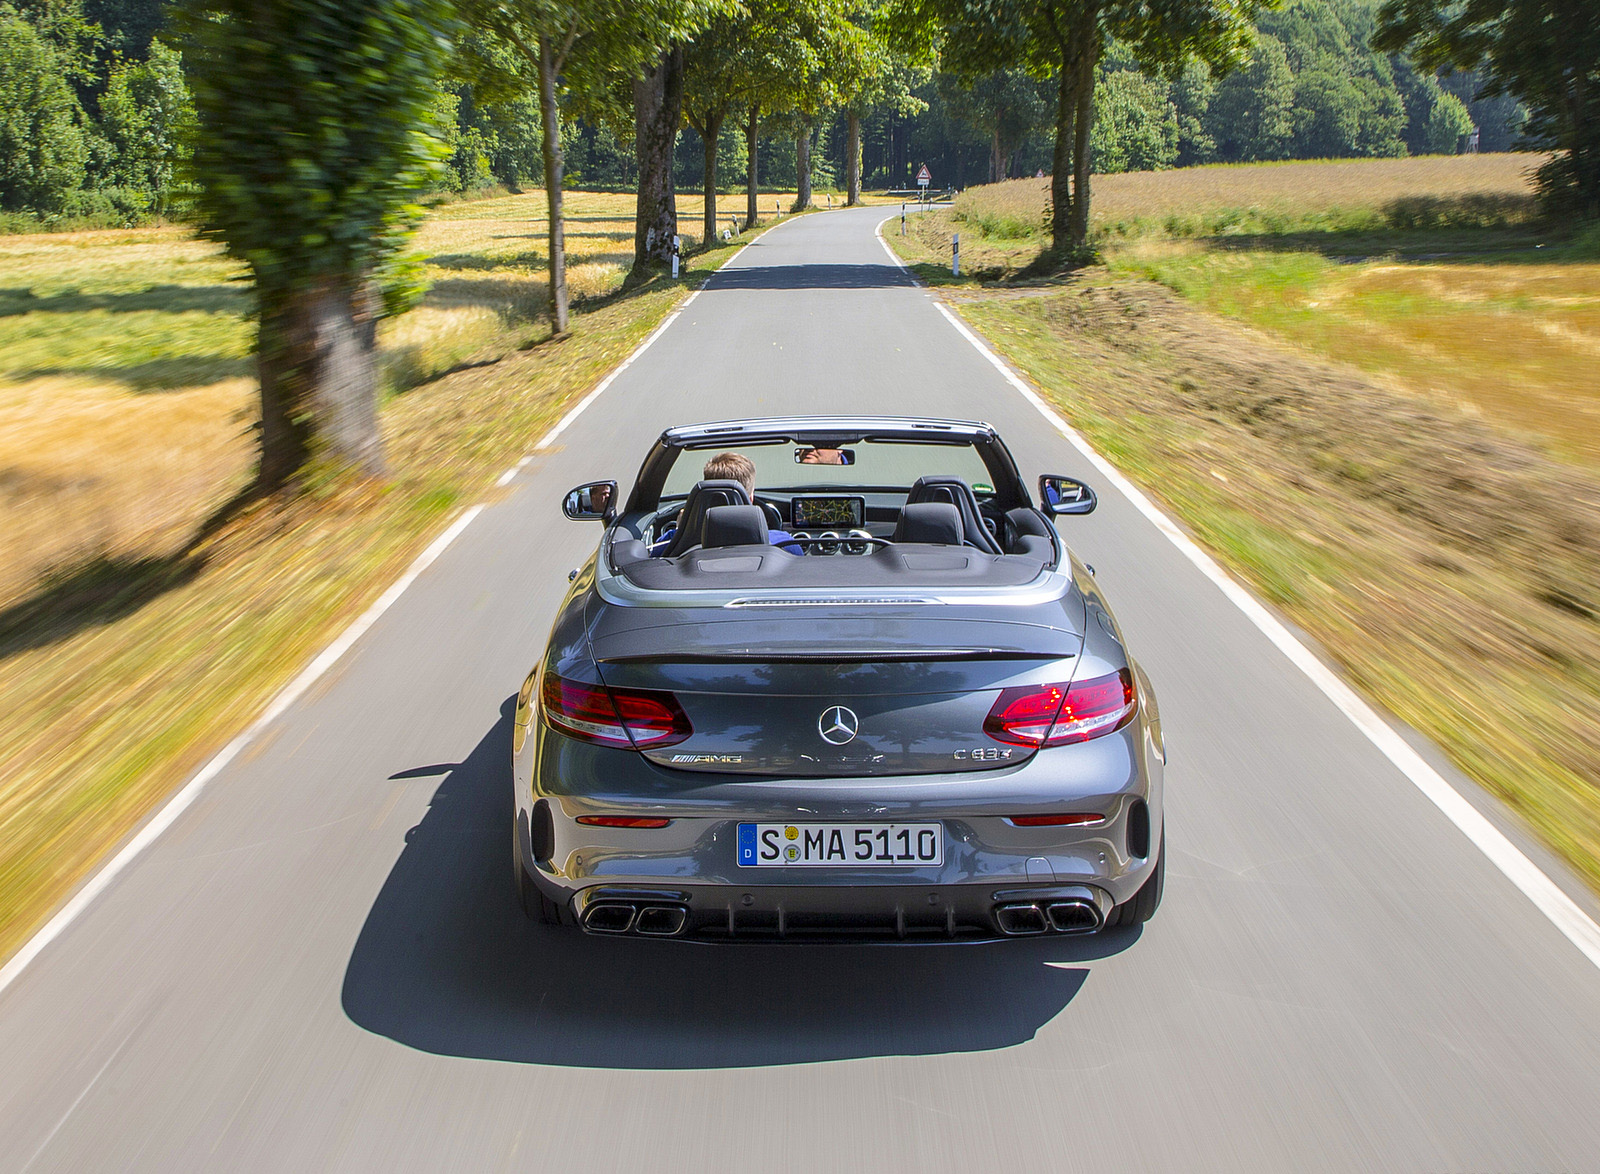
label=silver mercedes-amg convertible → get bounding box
[512,416,1165,940]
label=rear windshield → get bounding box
[661,440,995,498]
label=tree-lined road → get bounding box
[2,207,1598,1173]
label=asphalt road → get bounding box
[2,207,1598,1173]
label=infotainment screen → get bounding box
[791,496,865,529]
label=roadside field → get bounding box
[895,157,1600,471]
[0,190,802,609]
[886,160,1600,895]
[0,202,809,966]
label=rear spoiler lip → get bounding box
[595,649,1073,664]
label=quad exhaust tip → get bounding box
[993,886,1109,936]
[581,900,689,936]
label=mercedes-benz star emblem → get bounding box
[818,705,859,746]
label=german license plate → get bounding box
[737,822,942,867]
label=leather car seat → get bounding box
[903,476,1004,555]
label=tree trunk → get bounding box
[846,109,861,205]
[1069,21,1098,248]
[745,104,760,227]
[633,45,685,272]
[701,111,723,245]
[1050,65,1076,251]
[990,124,1004,184]
[794,122,811,210]
[255,279,382,489]
[537,34,568,333]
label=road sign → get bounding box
[916,164,931,188]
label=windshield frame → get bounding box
[622,417,1032,514]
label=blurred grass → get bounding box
[0,202,809,965]
[0,191,806,607]
[943,274,1600,897]
[890,156,1600,470]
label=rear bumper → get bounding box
[539,878,1124,941]
[516,711,1164,938]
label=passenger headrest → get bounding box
[701,505,768,549]
[906,475,1003,555]
[892,501,963,546]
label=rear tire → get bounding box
[1109,828,1164,927]
[514,829,564,925]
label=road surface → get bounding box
[2,207,1598,1173]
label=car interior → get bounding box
[609,471,1061,589]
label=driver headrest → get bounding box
[701,505,768,549]
[892,501,963,546]
[662,479,752,558]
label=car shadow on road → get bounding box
[709,263,916,291]
[341,699,1137,1070]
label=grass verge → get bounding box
[0,210,805,965]
[887,220,1600,894]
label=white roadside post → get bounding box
[900,202,906,235]
[671,234,680,279]
[952,232,960,277]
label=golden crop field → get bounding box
[952,154,1548,238]
[0,190,799,607]
[932,155,1599,468]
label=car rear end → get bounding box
[513,595,1164,941]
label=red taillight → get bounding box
[1006,813,1106,827]
[540,672,692,750]
[983,669,1136,748]
[576,816,672,828]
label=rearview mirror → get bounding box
[1039,474,1097,517]
[794,446,855,466]
[563,480,617,521]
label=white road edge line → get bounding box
[0,214,798,999]
[875,212,1600,974]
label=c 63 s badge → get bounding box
[953,747,1015,762]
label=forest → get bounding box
[2,0,1528,228]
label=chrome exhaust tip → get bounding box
[583,902,637,934]
[635,905,688,936]
[1045,900,1102,934]
[994,903,1049,935]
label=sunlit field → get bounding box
[903,155,1600,469]
[0,190,801,607]
[948,153,1547,239]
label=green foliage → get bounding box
[1209,34,1295,161]
[1376,0,1600,215]
[1092,67,1179,173]
[94,40,194,205]
[1422,90,1472,154]
[179,0,452,305]
[0,4,88,211]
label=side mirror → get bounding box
[563,480,618,521]
[1039,474,1097,517]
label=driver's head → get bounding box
[703,452,756,502]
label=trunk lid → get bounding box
[592,614,1082,777]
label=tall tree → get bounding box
[634,45,687,271]
[464,0,716,330]
[1375,0,1600,214]
[940,69,1049,182]
[180,0,450,487]
[886,0,1268,250]
[683,1,826,241]
[836,2,926,203]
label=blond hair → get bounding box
[703,452,756,500]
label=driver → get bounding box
[653,452,803,555]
